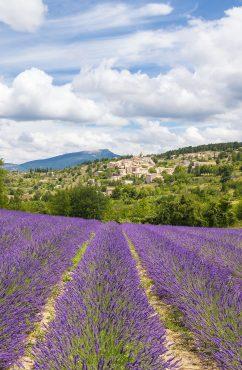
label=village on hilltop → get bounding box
[94,151,217,182]
[5,149,229,200]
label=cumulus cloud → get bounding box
[0,0,47,32]
[1,5,242,161]
[71,6,242,124]
[0,62,227,125]
[73,63,223,120]
[2,5,242,119]
[0,68,127,125]
[1,56,242,136]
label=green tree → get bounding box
[112,187,122,200]
[0,160,7,207]
[50,189,71,216]
[153,195,205,226]
[149,167,157,174]
[8,192,22,210]
[172,166,190,184]
[205,198,236,227]
[219,165,233,183]
[236,200,242,221]
[69,186,109,220]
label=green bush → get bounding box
[236,200,242,221]
[204,198,236,227]
[50,185,109,220]
[0,160,7,208]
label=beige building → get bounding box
[145,174,163,184]
[106,187,115,196]
[111,175,122,182]
[107,156,157,180]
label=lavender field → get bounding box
[0,210,241,370]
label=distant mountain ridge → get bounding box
[4,149,119,171]
[4,163,21,171]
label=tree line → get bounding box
[162,141,242,158]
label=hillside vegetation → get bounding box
[1,142,241,227]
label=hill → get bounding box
[4,149,119,171]
[161,142,242,158]
[4,163,20,171]
[2,142,241,227]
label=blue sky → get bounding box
[0,0,242,162]
[43,0,242,20]
[1,0,241,81]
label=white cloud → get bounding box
[0,68,128,125]
[0,0,47,32]
[1,51,242,138]
[2,5,242,90]
[73,62,224,120]
[48,2,173,35]
[137,3,173,17]
[1,5,242,161]
[0,62,227,125]
[1,118,241,164]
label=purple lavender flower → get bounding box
[123,223,242,369]
[0,209,99,369]
[34,223,174,369]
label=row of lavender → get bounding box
[1,210,241,369]
[123,223,242,369]
[33,223,175,369]
[0,210,99,369]
[145,224,242,274]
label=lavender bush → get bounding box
[34,223,175,369]
[144,224,242,275]
[1,209,241,369]
[123,223,242,369]
[0,210,99,369]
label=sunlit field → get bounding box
[0,210,241,369]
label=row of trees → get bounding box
[151,195,237,227]
[7,185,240,227]
[44,187,240,227]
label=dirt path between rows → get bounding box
[11,233,95,370]
[124,232,219,370]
